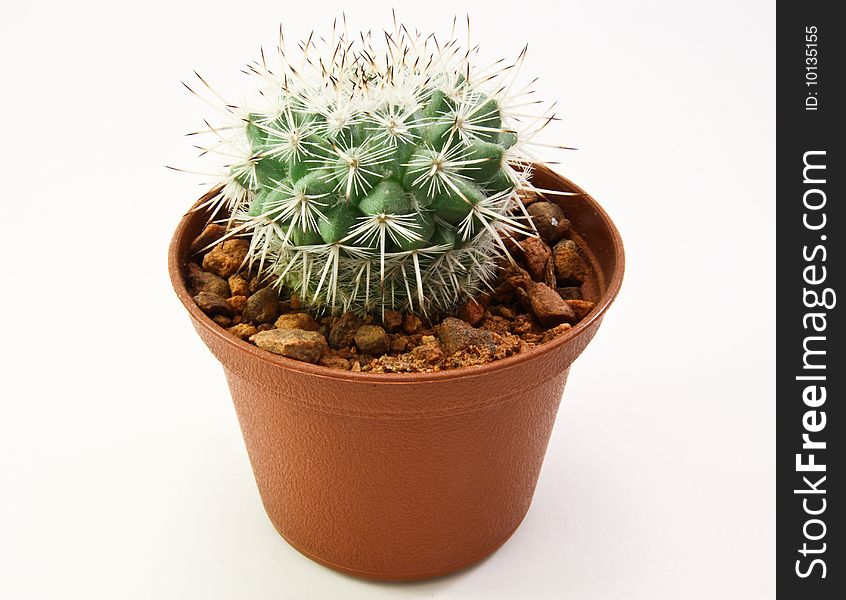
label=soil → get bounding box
[186,195,597,372]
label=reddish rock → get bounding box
[437,317,499,356]
[457,298,485,326]
[202,238,249,278]
[194,291,234,317]
[212,314,232,327]
[186,263,230,298]
[505,265,532,292]
[328,312,361,349]
[242,288,280,324]
[514,286,533,313]
[557,286,584,300]
[390,334,410,353]
[251,328,328,363]
[552,239,589,284]
[566,299,597,321]
[318,355,351,370]
[519,237,552,281]
[190,223,227,253]
[527,201,571,244]
[402,313,423,334]
[479,314,511,335]
[511,313,542,336]
[227,295,247,314]
[275,312,319,331]
[354,325,391,355]
[409,340,446,364]
[381,310,403,332]
[541,323,573,343]
[228,274,249,297]
[528,282,576,327]
[227,323,258,340]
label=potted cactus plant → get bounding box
[169,17,624,581]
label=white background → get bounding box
[0,1,775,598]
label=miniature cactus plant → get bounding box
[180,16,564,317]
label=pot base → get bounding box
[275,511,528,582]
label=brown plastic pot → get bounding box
[168,164,624,581]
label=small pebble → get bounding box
[194,291,234,317]
[566,299,596,321]
[457,298,485,326]
[528,282,576,327]
[187,263,230,298]
[552,239,589,285]
[527,201,571,244]
[228,323,258,340]
[329,312,361,349]
[381,310,403,332]
[190,223,226,253]
[228,274,249,297]
[202,238,249,278]
[251,329,328,364]
[402,313,423,334]
[275,312,320,331]
[243,288,280,324]
[227,295,247,314]
[519,237,552,281]
[354,324,391,355]
[557,286,583,300]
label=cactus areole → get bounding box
[184,18,562,317]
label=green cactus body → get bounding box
[192,20,552,316]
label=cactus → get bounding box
[183,17,561,317]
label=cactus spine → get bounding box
[184,18,559,316]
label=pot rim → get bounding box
[168,164,625,384]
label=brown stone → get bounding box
[186,263,230,298]
[227,323,258,340]
[519,237,551,281]
[354,325,391,355]
[201,238,249,278]
[457,298,485,326]
[251,328,328,363]
[194,291,234,317]
[227,295,247,314]
[402,313,423,334]
[190,223,226,253]
[243,288,280,324]
[566,299,597,321]
[528,282,576,327]
[212,314,232,327]
[541,323,573,343]
[275,312,319,331]
[505,265,532,292]
[228,274,249,297]
[514,286,533,313]
[437,317,499,356]
[557,286,584,300]
[409,340,445,364]
[328,312,361,349]
[318,355,351,370]
[552,239,589,284]
[511,313,542,336]
[381,310,403,332]
[390,334,409,353]
[527,201,571,244]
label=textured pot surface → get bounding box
[169,165,624,580]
